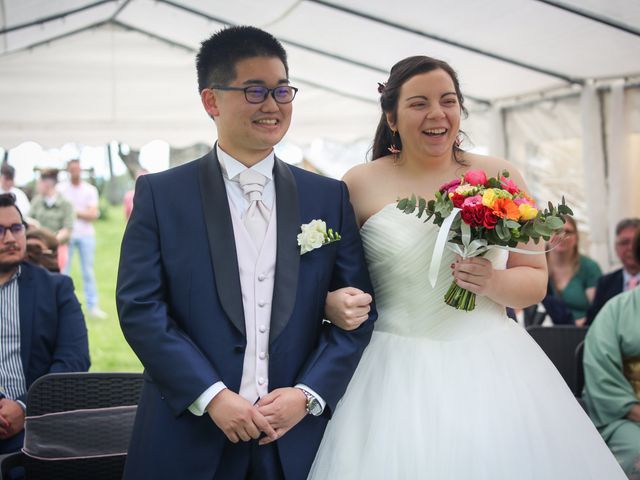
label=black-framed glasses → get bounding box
[209,85,298,104]
[0,223,25,240]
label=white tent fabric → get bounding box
[1,0,639,267]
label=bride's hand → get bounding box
[324,287,372,331]
[451,256,494,295]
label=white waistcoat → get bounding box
[229,203,278,403]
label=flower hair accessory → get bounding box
[377,82,386,94]
[297,219,341,255]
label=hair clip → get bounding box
[377,82,386,94]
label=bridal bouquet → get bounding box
[397,169,572,311]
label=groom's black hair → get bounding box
[196,26,288,93]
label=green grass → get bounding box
[67,204,143,372]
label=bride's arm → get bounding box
[452,247,547,309]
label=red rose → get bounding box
[482,208,498,229]
[450,193,465,208]
[461,208,476,226]
[461,204,484,227]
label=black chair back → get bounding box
[526,325,588,393]
[13,372,143,480]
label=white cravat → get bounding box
[238,169,271,250]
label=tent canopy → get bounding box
[1,0,638,149]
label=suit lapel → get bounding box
[18,263,34,378]
[198,150,246,336]
[270,158,300,343]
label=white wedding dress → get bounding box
[308,203,625,480]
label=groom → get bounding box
[116,26,376,480]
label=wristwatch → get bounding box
[299,388,323,416]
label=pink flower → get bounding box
[439,178,461,194]
[500,176,519,195]
[462,194,483,208]
[463,169,487,186]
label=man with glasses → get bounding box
[587,218,640,325]
[117,26,376,480]
[0,193,90,455]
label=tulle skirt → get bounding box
[308,322,625,479]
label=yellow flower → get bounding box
[482,189,497,208]
[518,203,538,221]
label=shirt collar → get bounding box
[623,269,640,284]
[0,264,21,288]
[216,143,274,182]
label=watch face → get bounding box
[309,398,322,416]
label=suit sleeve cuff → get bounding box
[295,384,326,414]
[188,382,227,416]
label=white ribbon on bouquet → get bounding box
[428,208,553,288]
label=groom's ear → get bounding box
[201,88,221,119]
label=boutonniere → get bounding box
[297,219,341,255]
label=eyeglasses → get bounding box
[0,223,25,240]
[209,85,298,104]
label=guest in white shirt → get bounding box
[58,159,106,319]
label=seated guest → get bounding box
[29,168,74,271]
[0,193,90,455]
[587,218,640,325]
[547,216,602,326]
[509,292,575,327]
[26,227,59,272]
[583,225,640,478]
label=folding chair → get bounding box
[526,325,588,393]
[0,372,143,480]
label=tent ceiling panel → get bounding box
[0,0,109,27]
[0,23,379,148]
[0,0,637,149]
[549,0,640,33]
[0,1,119,54]
[115,0,225,50]
[325,0,640,80]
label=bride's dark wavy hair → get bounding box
[371,55,468,163]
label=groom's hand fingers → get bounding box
[259,427,287,446]
[207,389,266,443]
[251,409,278,440]
[326,290,372,331]
[338,287,365,296]
[237,428,251,442]
[352,292,372,307]
[256,391,277,408]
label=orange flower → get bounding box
[492,198,520,220]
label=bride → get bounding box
[309,56,625,479]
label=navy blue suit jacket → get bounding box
[15,262,91,403]
[0,262,90,453]
[116,151,376,480]
[586,268,624,325]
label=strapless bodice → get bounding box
[361,203,510,340]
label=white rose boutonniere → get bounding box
[297,219,341,255]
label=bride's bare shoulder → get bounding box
[343,156,396,226]
[342,156,394,193]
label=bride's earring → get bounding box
[388,130,401,164]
